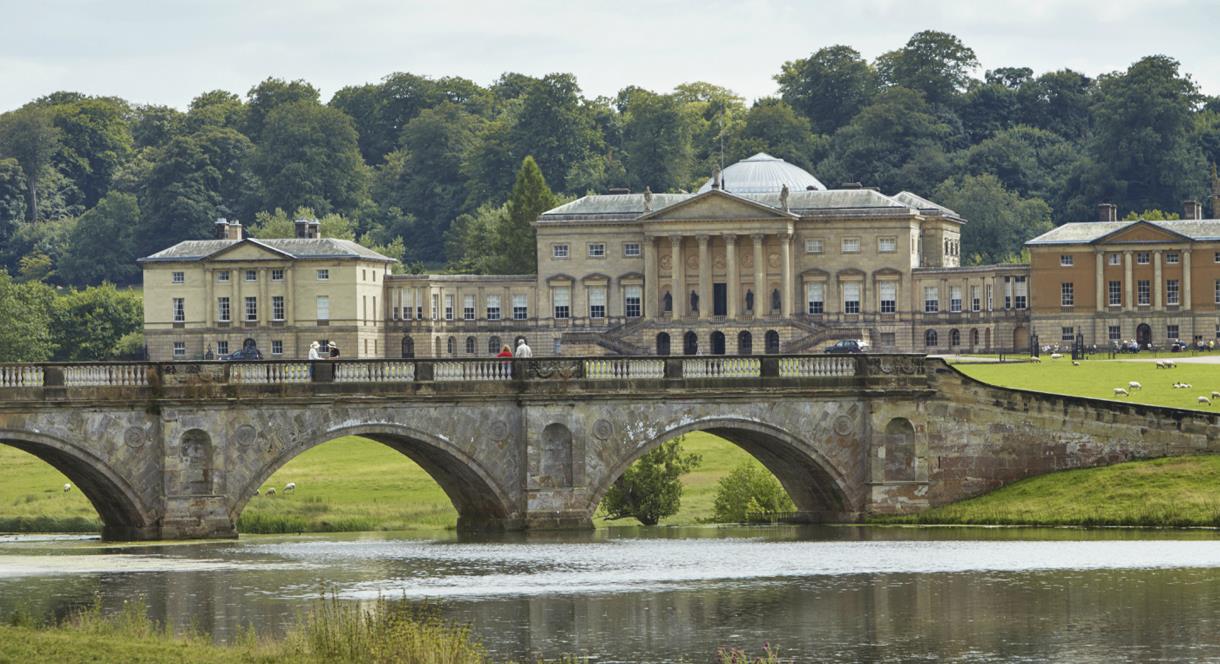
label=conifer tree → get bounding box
[499,156,557,274]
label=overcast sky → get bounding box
[3,0,1218,113]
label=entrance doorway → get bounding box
[713,283,727,316]
[1136,323,1152,347]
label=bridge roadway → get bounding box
[0,354,1216,540]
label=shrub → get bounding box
[601,436,701,526]
[713,462,795,523]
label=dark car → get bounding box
[825,339,866,354]
[222,347,263,361]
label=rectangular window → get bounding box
[950,286,962,313]
[1004,277,1012,309]
[1014,276,1028,309]
[316,295,329,321]
[244,296,257,321]
[1108,253,1121,266]
[804,239,823,254]
[553,338,562,355]
[486,295,501,321]
[1138,280,1151,306]
[1109,325,1121,341]
[272,295,284,321]
[1168,324,1180,340]
[513,294,528,320]
[444,294,454,321]
[971,285,981,312]
[172,297,185,322]
[552,244,569,259]
[1109,280,1122,306]
[624,242,641,257]
[1062,326,1074,342]
[553,287,571,319]
[587,243,606,258]
[1166,252,1180,265]
[1137,252,1150,265]
[924,286,939,313]
[316,269,329,281]
[806,283,824,314]
[986,284,993,311]
[463,294,475,321]
[1060,255,1073,267]
[217,270,230,283]
[1167,279,1180,306]
[217,297,231,322]
[1061,282,1074,307]
[1215,279,1220,305]
[880,281,897,314]
[878,237,897,253]
[1215,251,1220,263]
[588,287,606,319]
[431,294,439,321]
[271,340,283,355]
[842,283,860,314]
[271,268,284,281]
[841,238,860,254]
[244,269,257,282]
[173,341,185,357]
[216,340,229,356]
[403,292,414,320]
[172,271,184,284]
[625,286,642,318]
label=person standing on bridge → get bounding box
[514,338,533,358]
[496,344,513,358]
[308,341,321,360]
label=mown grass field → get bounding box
[0,432,758,534]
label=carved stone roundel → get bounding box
[741,252,753,268]
[686,255,699,270]
[659,255,672,270]
[767,253,780,269]
[592,419,614,441]
[833,415,853,437]
[233,424,257,448]
[124,426,146,449]
[489,420,509,442]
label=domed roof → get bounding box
[698,152,826,194]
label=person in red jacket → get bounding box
[496,344,513,358]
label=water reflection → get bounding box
[1,526,1220,662]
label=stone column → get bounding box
[725,235,739,319]
[670,236,685,318]
[752,234,766,318]
[643,237,658,318]
[259,268,269,324]
[1095,252,1104,312]
[285,268,295,327]
[1124,251,1133,311]
[204,269,214,327]
[780,233,793,317]
[1154,251,1163,310]
[1183,249,1192,311]
[697,235,711,320]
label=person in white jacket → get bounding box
[308,341,321,360]
[514,338,533,358]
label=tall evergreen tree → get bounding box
[500,156,557,274]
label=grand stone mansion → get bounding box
[139,153,1220,360]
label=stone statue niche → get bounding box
[180,429,213,495]
[540,423,574,487]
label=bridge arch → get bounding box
[0,428,157,540]
[231,423,520,531]
[586,416,857,522]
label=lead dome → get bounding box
[697,152,826,194]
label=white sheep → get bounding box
[1199,396,1212,405]
[1165,360,1177,368]
[1029,356,1041,363]
[1128,381,1142,390]
[1211,391,1220,399]
[1113,387,1129,397]
[1050,352,1063,360]
[63,483,72,493]
[265,487,276,496]
[1156,360,1167,369]
[1173,382,1187,389]
[284,482,296,493]
[254,488,260,497]
[1072,361,1081,366]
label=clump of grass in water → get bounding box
[0,515,100,533]
[236,511,375,534]
[717,642,786,663]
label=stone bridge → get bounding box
[0,355,1217,540]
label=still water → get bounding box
[3,526,1220,662]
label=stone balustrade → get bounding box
[434,360,514,382]
[0,365,43,387]
[63,364,149,387]
[682,357,761,378]
[778,356,855,377]
[334,361,416,383]
[583,358,665,380]
[231,362,311,385]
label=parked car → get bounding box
[222,347,263,361]
[825,339,866,354]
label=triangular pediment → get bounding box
[1095,221,1191,244]
[639,189,796,222]
[208,239,295,262]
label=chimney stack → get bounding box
[294,218,320,239]
[1184,200,1203,220]
[1097,203,1118,222]
[214,217,229,239]
[224,220,243,240]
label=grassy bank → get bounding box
[0,432,757,535]
[874,455,1220,527]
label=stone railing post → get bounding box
[664,358,683,379]
[416,360,435,382]
[761,356,780,377]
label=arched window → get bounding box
[465,336,476,355]
[969,328,979,347]
[662,291,673,313]
[488,335,502,355]
[765,330,780,354]
[738,330,753,355]
[447,336,456,355]
[710,331,726,355]
[683,331,699,355]
[925,329,938,348]
[656,332,671,356]
[949,329,960,347]
[401,336,414,359]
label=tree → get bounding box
[500,156,558,274]
[619,89,693,192]
[0,107,61,221]
[509,74,602,192]
[934,174,1053,265]
[875,31,979,107]
[49,283,143,361]
[185,90,246,132]
[1015,69,1093,141]
[601,437,702,526]
[59,191,141,286]
[140,134,223,256]
[252,101,368,215]
[955,126,1082,204]
[247,207,357,240]
[444,203,508,274]
[728,98,824,172]
[49,96,133,208]
[712,461,796,523]
[243,78,320,141]
[0,270,55,361]
[776,45,877,134]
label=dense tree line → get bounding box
[2,30,1219,290]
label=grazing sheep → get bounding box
[1199,396,1212,405]
[284,482,297,493]
[1173,382,1187,389]
[1050,352,1063,360]
[1211,391,1220,399]
[265,487,276,496]
[1165,360,1177,368]
[1113,387,1129,397]
[1029,356,1041,363]
[1128,381,1142,390]
[1072,361,1081,366]
[63,483,71,493]
[254,488,260,497]
[1156,360,1167,369]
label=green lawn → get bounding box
[954,357,1220,412]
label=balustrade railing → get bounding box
[334,361,416,383]
[778,356,855,377]
[63,364,149,387]
[682,357,761,378]
[231,362,310,384]
[434,360,513,382]
[0,365,43,387]
[583,358,666,380]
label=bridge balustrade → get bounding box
[434,360,513,382]
[682,357,761,379]
[334,361,416,383]
[0,365,43,387]
[63,364,149,387]
[778,356,855,377]
[583,358,665,380]
[231,362,310,384]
